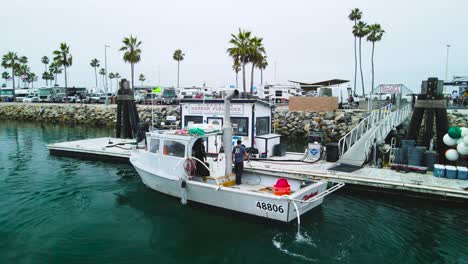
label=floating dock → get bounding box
[47,139,468,201]
[48,137,136,162]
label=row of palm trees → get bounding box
[90,58,122,92]
[1,53,38,90]
[349,8,385,97]
[227,29,268,94]
[1,43,72,98]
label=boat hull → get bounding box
[133,164,326,222]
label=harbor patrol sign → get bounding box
[380,84,401,94]
[188,104,244,115]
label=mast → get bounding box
[223,89,239,176]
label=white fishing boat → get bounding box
[130,91,343,222]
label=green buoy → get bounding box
[448,127,462,139]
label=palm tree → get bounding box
[17,56,28,88]
[366,23,385,101]
[99,68,106,91]
[257,55,268,86]
[119,35,142,89]
[27,72,36,88]
[18,64,30,88]
[42,71,49,85]
[49,62,62,86]
[232,58,241,88]
[53,43,72,94]
[248,36,266,93]
[1,52,19,93]
[173,49,185,88]
[139,74,146,86]
[41,56,49,86]
[353,21,369,96]
[90,58,100,89]
[114,73,121,90]
[227,29,252,93]
[2,71,10,86]
[349,8,362,96]
[108,72,115,92]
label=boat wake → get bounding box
[272,229,318,262]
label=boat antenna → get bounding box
[223,89,239,176]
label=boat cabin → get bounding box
[179,98,281,158]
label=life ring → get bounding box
[183,158,196,176]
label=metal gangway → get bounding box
[337,104,412,167]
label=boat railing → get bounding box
[338,103,393,157]
[363,104,412,162]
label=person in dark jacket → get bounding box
[232,139,248,185]
[192,138,209,177]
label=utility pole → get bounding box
[104,44,110,104]
[445,44,451,81]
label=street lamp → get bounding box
[445,44,451,81]
[104,44,110,104]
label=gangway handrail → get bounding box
[338,103,393,157]
[363,104,412,162]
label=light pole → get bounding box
[445,44,451,81]
[104,44,110,104]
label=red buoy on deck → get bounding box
[274,178,291,195]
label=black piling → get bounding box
[406,77,449,163]
[116,79,140,139]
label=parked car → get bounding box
[23,95,39,103]
[61,95,80,103]
[53,93,66,103]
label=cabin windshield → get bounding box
[162,140,186,158]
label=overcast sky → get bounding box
[2,0,467,93]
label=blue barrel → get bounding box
[424,151,439,171]
[408,147,425,166]
[401,140,416,160]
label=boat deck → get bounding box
[47,138,468,201]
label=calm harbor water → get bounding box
[0,120,467,264]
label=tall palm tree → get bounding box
[139,74,146,86]
[1,52,19,93]
[119,35,142,89]
[49,62,62,86]
[41,56,49,86]
[53,43,72,94]
[353,21,369,96]
[173,49,185,88]
[90,58,100,89]
[108,72,115,92]
[99,68,106,91]
[248,36,266,93]
[2,71,10,86]
[114,73,121,89]
[366,23,385,101]
[228,29,252,93]
[257,55,268,86]
[232,58,241,88]
[349,8,362,96]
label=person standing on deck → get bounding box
[232,139,248,185]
